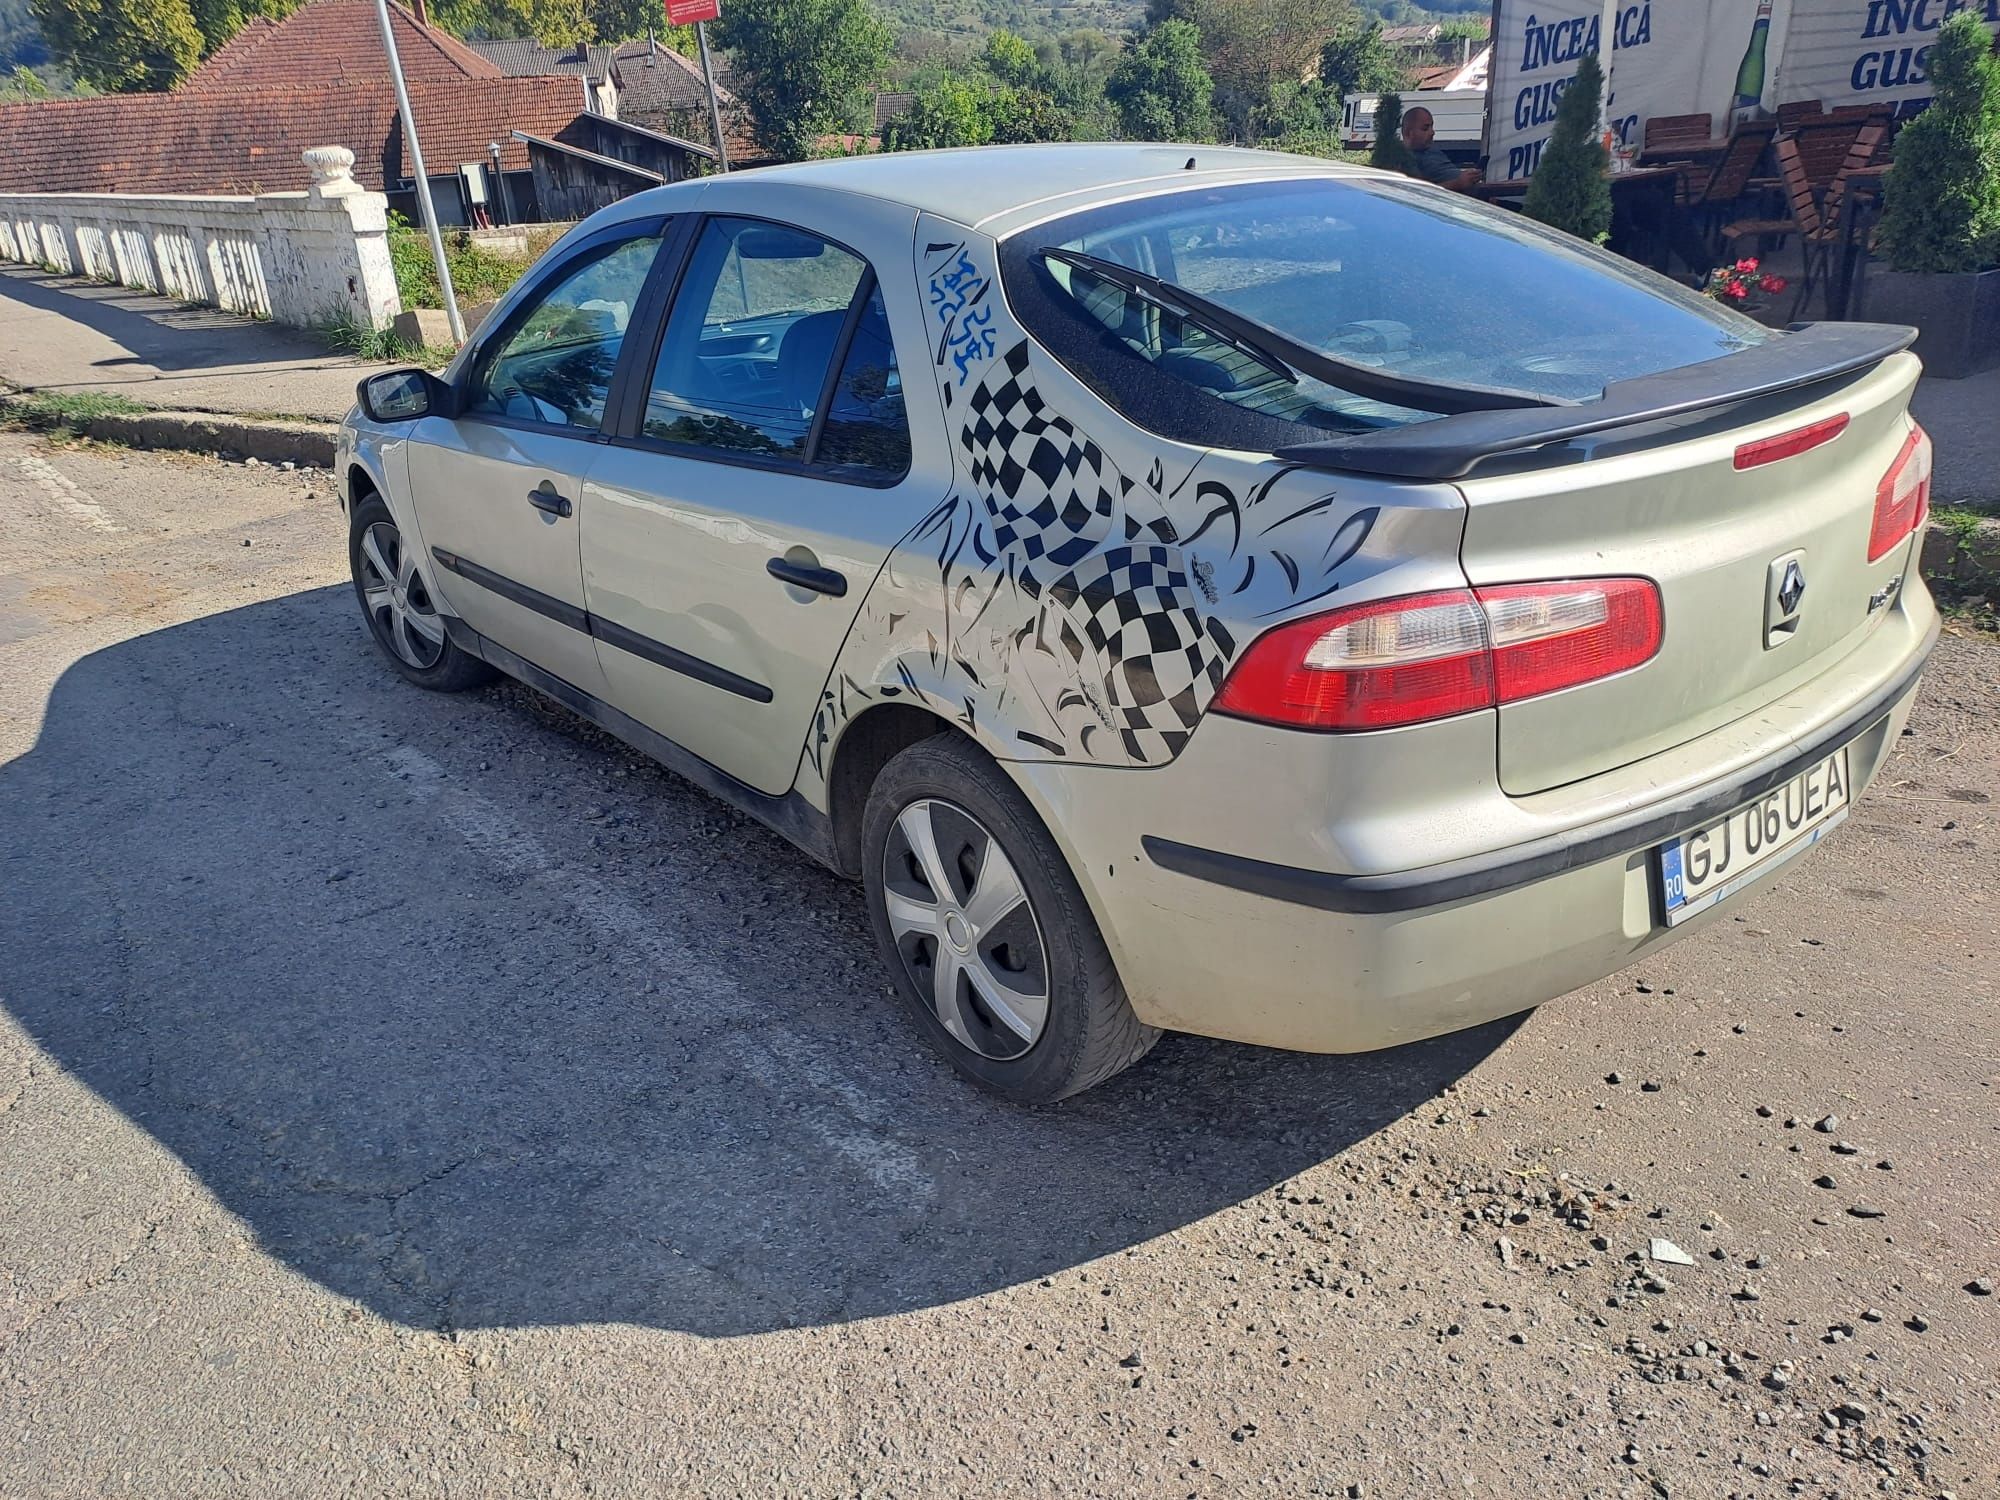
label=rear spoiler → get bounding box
[1272,322,1917,481]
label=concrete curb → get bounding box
[1,397,338,468]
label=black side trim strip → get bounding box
[431,547,588,632]
[1143,622,1937,915]
[442,617,838,869]
[1273,322,1918,480]
[431,546,773,702]
[590,614,775,702]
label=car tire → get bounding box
[347,493,493,692]
[862,734,1160,1104]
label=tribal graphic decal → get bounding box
[923,238,996,393]
[800,226,1403,792]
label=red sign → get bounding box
[665,0,719,23]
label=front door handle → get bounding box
[527,484,572,518]
[767,556,848,597]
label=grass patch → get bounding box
[388,213,527,309]
[319,314,458,370]
[1,390,146,434]
[1927,505,2000,634]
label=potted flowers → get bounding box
[1705,258,1788,312]
[1868,10,2000,378]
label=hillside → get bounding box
[877,0,1484,49]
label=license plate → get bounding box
[1657,748,1851,926]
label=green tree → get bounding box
[716,0,890,161]
[881,69,1071,152]
[1252,76,1339,151]
[1878,9,2000,274]
[988,83,1071,143]
[1185,0,1351,141]
[579,0,694,42]
[186,0,293,52]
[431,0,587,45]
[883,73,992,148]
[1319,19,1405,101]
[30,0,202,89]
[1522,50,1611,241]
[0,59,47,93]
[1368,88,1418,174]
[980,27,1036,87]
[1035,28,1119,138]
[1105,18,1212,142]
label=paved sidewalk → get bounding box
[0,267,381,422]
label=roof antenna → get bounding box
[1184,155,1197,170]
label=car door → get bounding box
[580,198,949,795]
[406,218,670,698]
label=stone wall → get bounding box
[0,147,401,333]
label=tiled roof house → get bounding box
[608,39,762,162]
[0,0,595,201]
[468,38,620,116]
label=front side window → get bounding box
[641,217,907,477]
[464,232,662,431]
[1002,178,1771,447]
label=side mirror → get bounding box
[357,369,445,423]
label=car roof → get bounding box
[627,143,1380,237]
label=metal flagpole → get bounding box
[695,20,730,173]
[1598,0,1616,141]
[373,0,464,341]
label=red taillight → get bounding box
[1212,591,1493,731]
[1213,579,1664,732]
[1478,579,1665,701]
[1734,413,1850,470]
[1868,423,1932,562]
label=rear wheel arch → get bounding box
[822,706,1137,1010]
[825,702,957,876]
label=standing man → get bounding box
[1400,106,1483,193]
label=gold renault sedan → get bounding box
[336,145,1938,1102]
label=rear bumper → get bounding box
[1141,620,1936,915]
[1007,590,1937,1054]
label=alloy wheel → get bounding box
[881,798,1051,1060]
[358,520,446,670]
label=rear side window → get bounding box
[815,285,910,477]
[1001,178,1770,447]
[639,216,908,478]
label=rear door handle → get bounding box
[527,484,572,518]
[766,557,848,597]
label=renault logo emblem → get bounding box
[1778,558,1806,616]
[1766,550,1809,648]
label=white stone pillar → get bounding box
[257,146,402,331]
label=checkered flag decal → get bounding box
[1042,547,1238,760]
[963,343,1176,594]
[956,344,1239,763]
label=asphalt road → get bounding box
[1,431,1995,1499]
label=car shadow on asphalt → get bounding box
[1,586,1521,1337]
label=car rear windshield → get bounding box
[998,176,1770,450]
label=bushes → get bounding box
[386,215,526,311]
[1878,10,2000,275]
[1106,19,1214,142]
[1523,51,1611,243]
